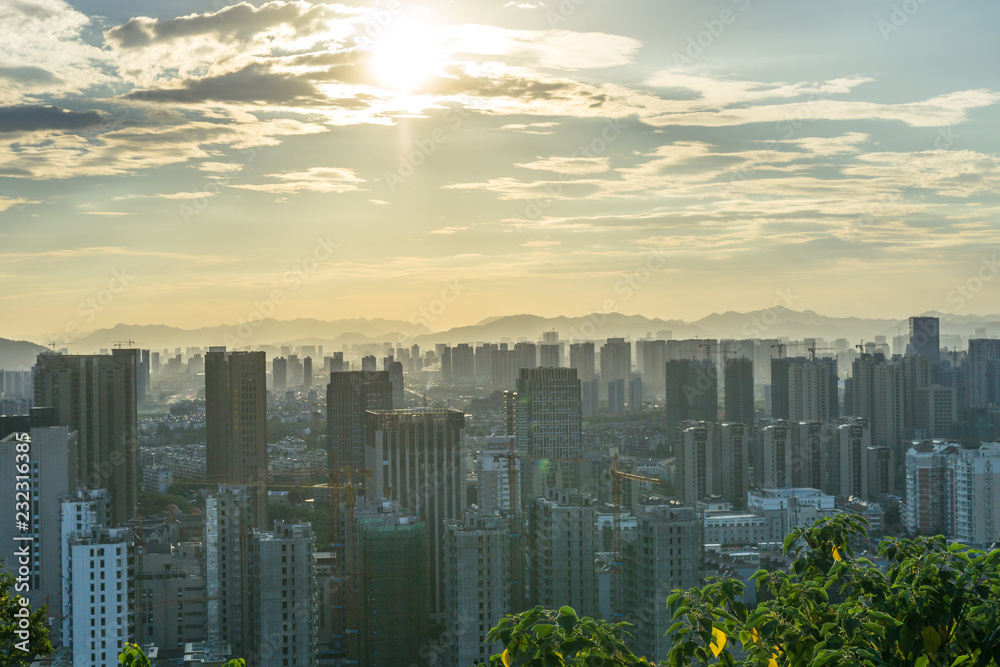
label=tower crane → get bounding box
[609,453,662,618]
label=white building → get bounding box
[953,443,1000,545]
[142,465,173,494]
[61,489,133,667]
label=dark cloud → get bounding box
[106,1,353,48]
[125,64,317,105]
[429,64,577,99]
[0,105,103,133]
[0,66,60,85]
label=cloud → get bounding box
[0,197,40,212]
[229,167,364,194]
[516,156,610,174]
[0,117,327,179]
[80,211,136,216]
[0,0,113,104]
[104,1,358,86]
[430,226,470,235]
[443,24,642,69]
[0,105,104,133]
[126,63,319,105]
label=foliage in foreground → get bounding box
[668,514,1000,666]
[119,643,245,666]
[487,605,654,667]
[0,567,52,667]
[486,515,1000,667]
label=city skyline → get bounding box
[2,0,1000,338]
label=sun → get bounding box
[371,17,446,93]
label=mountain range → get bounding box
[7,309,999,357]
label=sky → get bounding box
[1,0,999,340]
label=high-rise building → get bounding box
[915,385,957,439]
[365,409,465,622]
[836,421,871,498]
[676,422,748,508]
[849,353,905,450]
[272,357,287,390]
[452,344,476,380]
[569,342,596,382]
[581,379,599,420]
[665,359,717,438]
[288,354,304,387]
[952,444,1000,546]
[724,358,754,424]
[788,358,839,423]
[628,377,643,414]
[0,420,77,645]
[505,368,583,498]
[528,488,596,617]
[303,356,313,389]
[205,485,262,657]
[907,316,940,366]
[600,338,632,387]
[443,513,509,667]
[904,442,955,536]
[636,340,666,397]
[539,343,560,368]
[623,503,701,662]
[514,342,537,371]
[60,489,132,667]
[608,379,625,416]
[205,348,267,528]
[248,522,316,667]
[967,339,1000,409]
[327,371,393,485]
[34,350,139,525]
[137,542,207,652]
[770,356,793,419]
[387,359,404,407]
[491,348,519,390]
[348,499,428,667]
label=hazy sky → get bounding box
[2,0,999,339]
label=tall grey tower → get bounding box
[34,349,138,524]
[205,348,268,528]
[365,408,465,623]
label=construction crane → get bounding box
[807,346,836,362]
[609,453,661,619]
[491,438,589,611]
[113,340,137,349]
[771,342,787,359]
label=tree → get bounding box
[120,643,246,666]
[0,567,52,666]
[486,605,654,667]
[667,514,1000,666]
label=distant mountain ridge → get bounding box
[16,310,1000,353]
[0,338,50,370]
